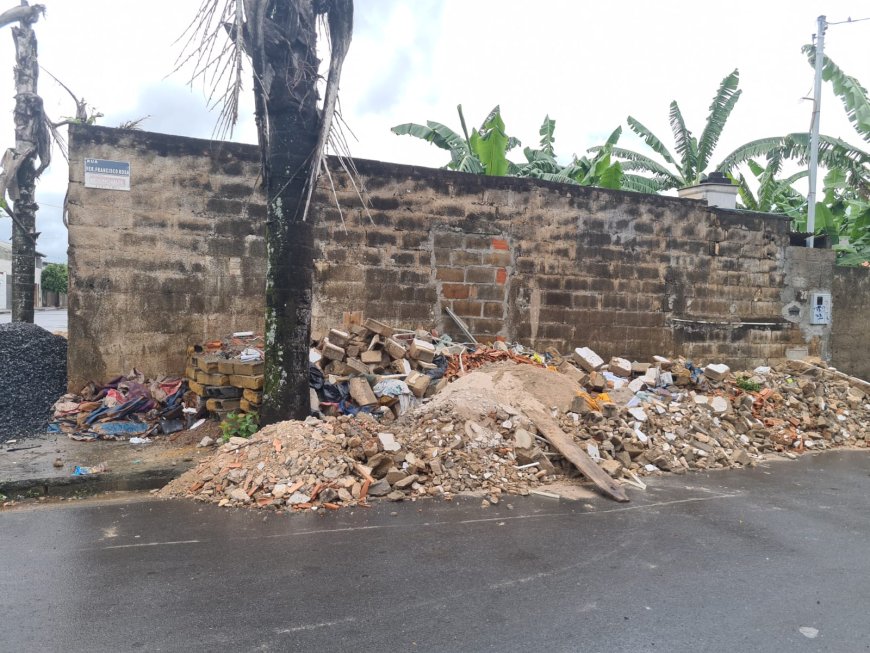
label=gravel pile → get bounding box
[0,322,67,442]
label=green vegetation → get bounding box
[736,377,762,393]
[391,48,870,265]
[40,263,68,295]
[599,69,743,191]
[220,412,259,443]
[392,106,627,189]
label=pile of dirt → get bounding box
[0,322,67,442]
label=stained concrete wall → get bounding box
[832,267,870,380]
[66,125,845,386]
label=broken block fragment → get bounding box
[384,337,407,360]
[608,357,632,378]
[321,339,346,362]
[363,318,394,338]
[573,347,604,372]
[408,338,435,363]
[704,363,730,382]
[406,371,431,398]
[349,377,377,406]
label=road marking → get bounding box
[102,539,201,549]
[275,616,356,634]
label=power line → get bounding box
[827,16,870,26]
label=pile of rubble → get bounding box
[161,398,546,508]
[162,333,870,510]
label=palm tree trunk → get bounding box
[252,0,321,425]
[7,7,42,323]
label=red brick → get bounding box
[482,302,503,318]
[492,238,510,251]
[441,283,470,299]
[496,268,507,285]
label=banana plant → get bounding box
[393,109,626,189]
[804,44,870,144]
[391,105,519,176]
[592,69,742,191]
[511,118,625,189]
[730,157,807,221]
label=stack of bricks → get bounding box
[316,316,445,404]
[184,348,264,417]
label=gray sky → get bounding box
[0,0,868,262]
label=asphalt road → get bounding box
[0,308,67,331]
[2,451,870,653]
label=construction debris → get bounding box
[162,312,870,512]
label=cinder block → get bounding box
[206,398,241,412]
[233,360,265,375]
[229,374,264,390]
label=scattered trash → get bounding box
[72,462,108,476]
[799,627,819,639]
[129,437,152,445]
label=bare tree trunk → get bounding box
[251,0,322,425]
[3,3,45,323]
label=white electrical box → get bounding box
[810,292,832,325]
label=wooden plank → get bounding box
[787,359,870,394]
[525,407,629,503]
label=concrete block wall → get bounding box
[66,126,267,389]
[66,125,850,386]
[832,266,870,380]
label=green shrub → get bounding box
[220,411,259,442]
[735,377,761,393]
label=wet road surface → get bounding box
[2,450,869,652]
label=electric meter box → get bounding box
[809,292,832,325]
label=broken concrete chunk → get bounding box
[345,358,371,375]
[609,357,632,378]
[408,338,436,363]
[704,363,731,382]
[286,491,311,505]
[360,350,383,365]
[377,432,401,452]
[628,406,648,422]
[513,428,534,450]
[631,361,651,375]
[709,396,730,414]
[573,347,604,372]
[229,488,250,503]
[406,371,431,398]
[328,329,350,348]
[349,377,377,406]
[384,337,407,360]
[367,478,391,497]
[363,318,394,338]
[653,355,673,370]
[588,371,607,392]
[322,339,346,362]
[628,377,646,393]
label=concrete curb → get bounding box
[0,465,187,499]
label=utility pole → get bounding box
[807,14,826,249]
